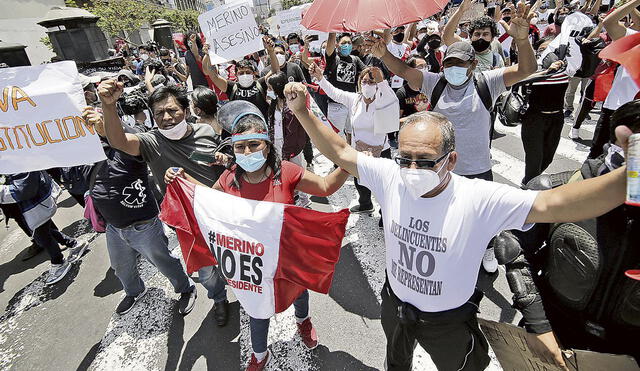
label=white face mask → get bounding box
[267,90,277,100]
[399,154,449,199]
[361,84,377,99]
[158,119,188,140]
[237,74,254,88]
[276,53,287,66]
[140,54,149,60]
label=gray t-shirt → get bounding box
[136,123,225,194]
[421,68,506,175]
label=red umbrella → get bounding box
[300,0,449,33]
[599,32,640,89]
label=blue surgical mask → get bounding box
[235,150,267,173]
[443,66,470,86]
[339,44,352,56]
[267,90,277,100]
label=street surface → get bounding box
[0,114,595,370]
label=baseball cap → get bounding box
[443,41,476,62]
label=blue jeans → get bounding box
[105,217,194,297]
[249,290,309,354]
[197,264,227,303]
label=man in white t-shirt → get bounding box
[387,26,413,89]
[589,0,640,158]
[283,81,632,371]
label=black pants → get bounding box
[381,281,490,371]
[521,111,564,185]
[354,148,391,207]
[69,192,86,208]
[32,219,76,264]
[573,80,595,129]
[588,108,614,159]
[303,137,314,165]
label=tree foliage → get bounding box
[87,0,200,37]
[281,0,311,10]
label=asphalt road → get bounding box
[0,114,594,371]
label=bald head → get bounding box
[399,111,455,157]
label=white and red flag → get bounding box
[159,178,349,319]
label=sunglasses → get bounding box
[394,152,449,169]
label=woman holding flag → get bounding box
[164,102,350,371]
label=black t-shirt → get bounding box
[185,49,209,88]
[225,79,269,119]
[91,142,159,228]
[526,73,570,112]
[260,61,307,84]
[396,83,429,117]
[324,51,366,94]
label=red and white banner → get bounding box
[160,178,349,319]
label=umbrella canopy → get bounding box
[599,32,640,89]
[300,0,449,33]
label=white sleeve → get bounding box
[356,152,398,202]
[481,68,508,105]
[474,180,539,235]
[318,77,358,108]
[420,70,441,100]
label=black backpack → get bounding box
[428,72,493,112]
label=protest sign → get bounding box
[478,319,640,371]
[0,61,106,174]
[277,7,303,35]
[459,3,486,24]
[198,1,263,65]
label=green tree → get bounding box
[39,36,54,52]
[281,0,305,10]
[88,0,154,37]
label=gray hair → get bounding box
[400,111,455,154]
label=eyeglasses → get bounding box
[394,152,449,169]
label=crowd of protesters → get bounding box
[1,0,639,369]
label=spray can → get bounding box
[627,133,640,206]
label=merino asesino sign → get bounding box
[0,61,106,173]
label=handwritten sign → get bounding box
[198,1,263,65]
[0,61,106,174]
[479,319,640,371]
[459,3,486,24]
[277,8,303,36]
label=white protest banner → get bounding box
[0,61,106,174]
[277,7,303,36]
[198,1,263,65]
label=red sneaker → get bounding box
[245,351,270,371]
[297,318,318,349]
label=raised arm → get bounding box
[97,79,141,156]
[326,32,337,57]
[296,168,351,197]
[284,82,359,177]
[309,62,357,108]
[503,2,538,87]
[189,34,202,62]
[526,126,632,224]
[367,37,423,91]
[602,0,640,40]
[201,48,228,92]
[263,36,279,75]
[442,0,471,46]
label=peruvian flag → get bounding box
[159,178,350,319]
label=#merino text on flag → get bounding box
[160,178,350,319]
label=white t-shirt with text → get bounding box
[357,153,538,312]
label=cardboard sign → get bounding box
[277,7,303,36]
[478,319,640,371]
[198,1,263,65]
[459,3,486,24]
[0,61,106,174]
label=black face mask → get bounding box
[393,33,405,43]
[428,39,442,49]
[503,16,511,23]
[471,38,491,52]
[555,14,567,26]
